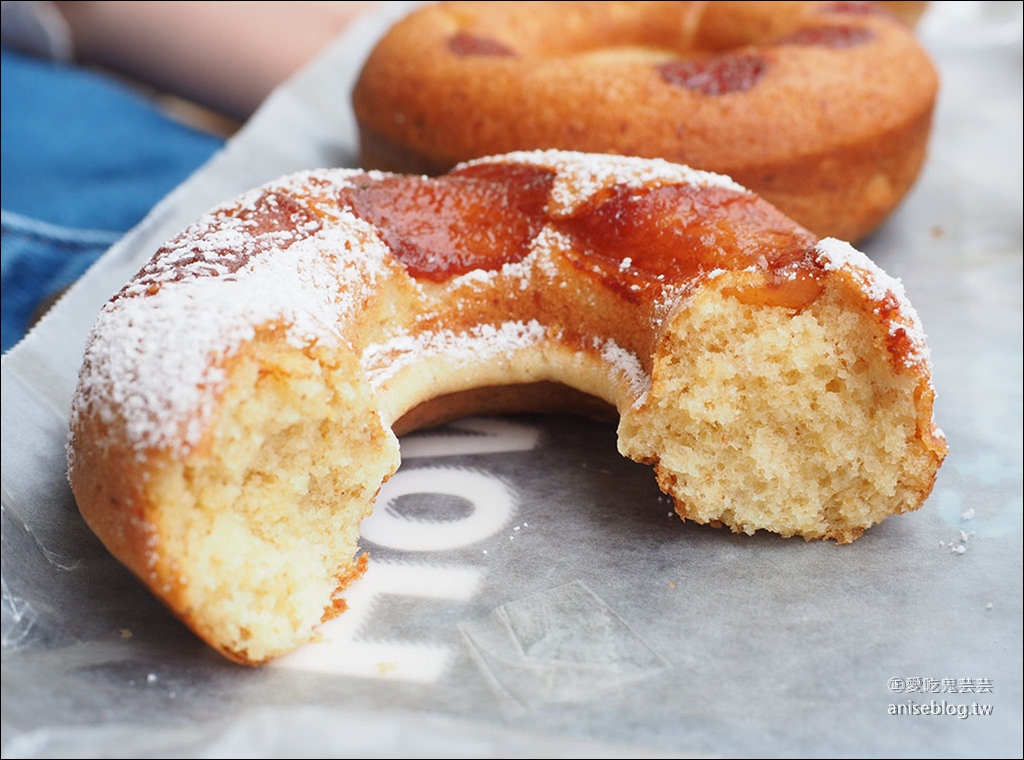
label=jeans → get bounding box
[1,46,224,353]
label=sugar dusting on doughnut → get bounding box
[75,170,398,454]
[363,320,549,387]
[363,320,651,404]
[463,149,748,216]
[814,236,931,370]
[67,150,946,665]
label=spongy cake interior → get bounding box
[619,285,937,544]
[138,281,938,662]
[146,335,399,664]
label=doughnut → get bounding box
[878,1,929,26]
[351,0,939,242]
[67,150,947,665]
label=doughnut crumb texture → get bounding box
[67,150,947,665]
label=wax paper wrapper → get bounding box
[2,2,1021,757]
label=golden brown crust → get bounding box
[877,1,929,26]
[352,1,939,241]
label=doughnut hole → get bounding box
[147,334,399,664]
[618,285,933,543]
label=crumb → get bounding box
[147,673,157,683]
[931,225,945,238]
[377,661,398,674]
[120,629,132,640]
[961,508,975,521]
[941,528,976,554]
[985,603,993,611]
[669,581,676,589]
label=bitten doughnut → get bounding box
[67,150,947,665]
[352,1,939,242]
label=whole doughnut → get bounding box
[352,1,939,242]
[67,150,946,664]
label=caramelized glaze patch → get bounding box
[342,164,555,281]
[822,1,897,19]
[448,31,516,57]
[658,54,767,95]
[555,183,818,303]
[120,190,322,299]
[778,26,875,47]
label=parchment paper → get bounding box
[2,2,1021,757]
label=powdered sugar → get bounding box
[362,320,649,404]
[461,150,747,216]
[814,238,931,368]
[71,173,394,453]
[70,155,936,461]
[362,320,548,388]
[598,337,650,404]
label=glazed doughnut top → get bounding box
[67,150,946,664]
[75,153,829,447]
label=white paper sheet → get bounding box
[2,2,1021,757]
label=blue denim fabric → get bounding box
[1,47,224,353]
[1,210,120,350]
